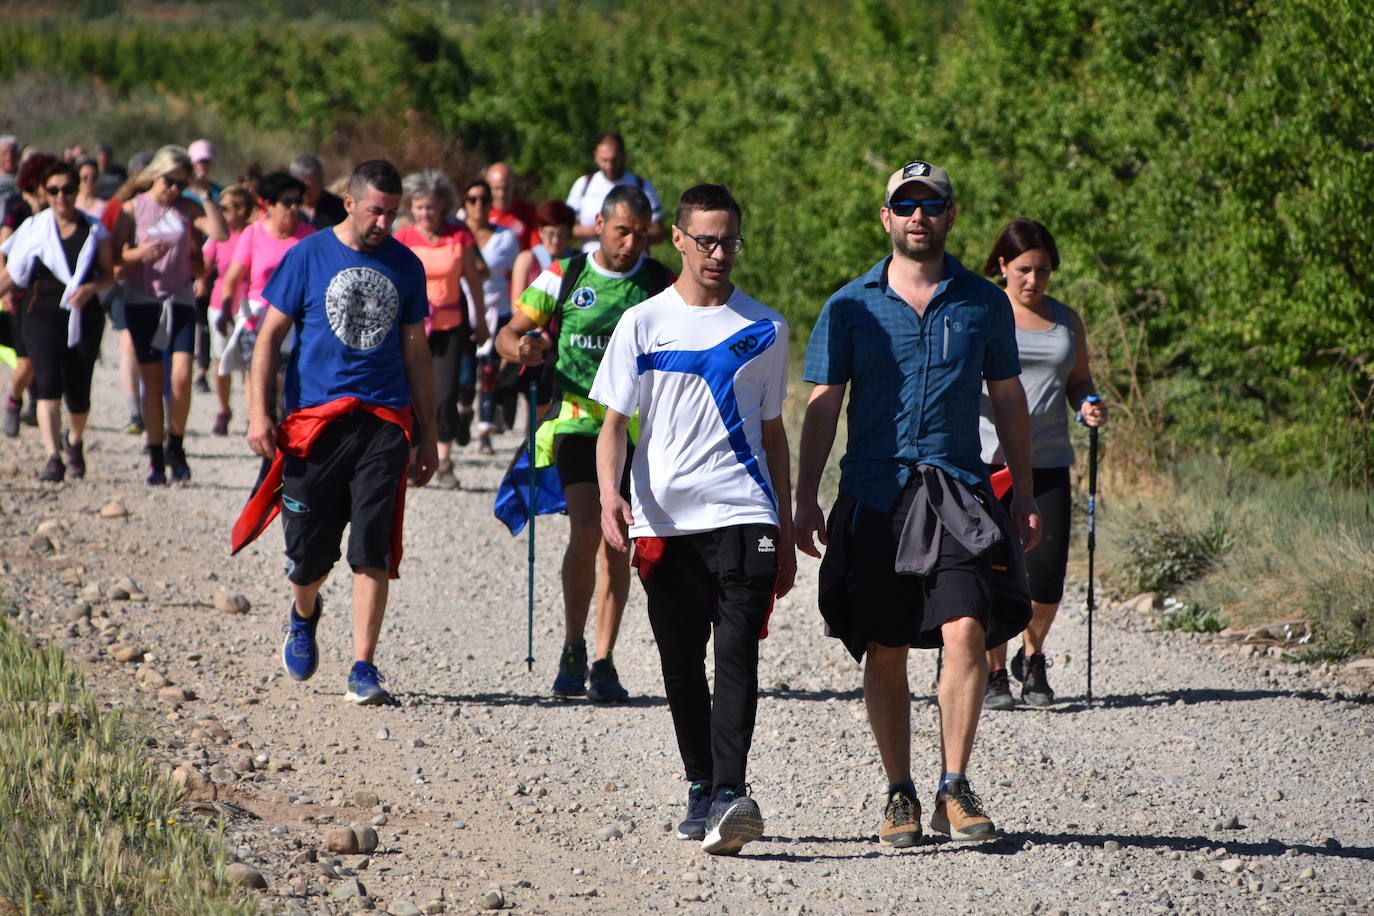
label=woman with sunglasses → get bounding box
[395,169,487,488]
[0,161,114,481]
[460,178,519,455]
[115,144,228,485]
[215,171,314,423]
[1,151,59,438]
[74,156,106,220]
[978,218,1107,710]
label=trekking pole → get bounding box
[524,331,542,673]
[1078,395,1101,705]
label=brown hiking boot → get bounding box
[930,778,997,841]
[878,790,921,848]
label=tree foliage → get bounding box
[0,0,1369,480]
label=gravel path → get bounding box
[2,333,1372,916]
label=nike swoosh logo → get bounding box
[653,337,678,348]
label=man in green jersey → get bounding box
[497,186,671,701]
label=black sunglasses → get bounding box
[466,194,491,204]
[162,175,189,190]
[888,197,951,218]
[45,184,78,197]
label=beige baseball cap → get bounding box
[885,160,953,205]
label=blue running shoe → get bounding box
[281,596,322,681]
[676,780,713,841]
[587,656,629,703]
[701,784,764,855]
[551,642,588,697]
[345,661,393,705]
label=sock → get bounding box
[938,772,966,795]
[6,396,19,409]
[888,780,917,799]
[168,433,185,457]
[146,444,165,468]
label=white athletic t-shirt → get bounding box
[566,171,663,255]
[589,285,789,537]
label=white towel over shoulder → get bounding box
[1,209,106,347]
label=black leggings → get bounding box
[428,325,475,444]
[639,524,777,790]
[993,464,1072,604]
[22,303,105,413]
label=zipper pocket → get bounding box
[942,315,951,360]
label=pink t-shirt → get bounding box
[204,228,247,313]
[232,220,315,327]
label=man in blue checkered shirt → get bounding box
[794,159,1041,848]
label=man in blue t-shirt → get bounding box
[794,160,1040,848]
[247,159,437,707]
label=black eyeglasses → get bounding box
[887,197,951,218]
[276,197,303,208]
[45,184,77,197]
[676,226,744,255]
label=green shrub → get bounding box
[1159,597,1228,634]
[1116,511,1232,595]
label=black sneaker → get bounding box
[64,436,85,479]
[676,780,712,841]
[551,642,588,697]
[1,399,18,438]
[194,373,211,393]
[38,453,65,483]
[1021,651,1055,707]
[587,656,629,703]
[984,667,1016,711]
[1010,645,1026,684]
[879,789,921,848]
[701,785,764,855]
[168,447,191,484]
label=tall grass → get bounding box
[1099,457,1374,655]
[0,616,258,915]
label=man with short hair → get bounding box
[566,131,665,250]
[93,142,127,199]
[290,154,348,230]
[0,136,19,207]
[496,185,670,703]
[794,159,1038,847]
[593,183,793,855]
[236,158,437,707]
[484,162,539,250]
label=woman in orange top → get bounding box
[394,169,487,489]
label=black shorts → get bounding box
[2,308,25,359]
[125,301,197,364]
[554,431,633,498]
[991,464,1071,604]
[23,304,105,412]
[846,495,997,650]
[281,411,410,585]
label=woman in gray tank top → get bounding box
[976,219,1108,710]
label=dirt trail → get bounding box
[2,333,1372,916]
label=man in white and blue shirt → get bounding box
[591,184,793,857]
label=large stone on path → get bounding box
[215,592,251,615]
[225,863,267,889]
[352,825,379,853]
[99,501,129,518]
[353,790,381,809]
[112,645,144,663]
[324,826,360,854]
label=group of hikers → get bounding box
[1,132,1108,856]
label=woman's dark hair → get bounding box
[40,160,79,188]
[463,178,491,199]
[17,152,59,194]
[982,218,1061,277]
[258,170,306,205]
[537,199,576,229]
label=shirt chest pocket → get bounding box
[937,310,984,374]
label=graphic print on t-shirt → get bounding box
[325,267,399,350]
[635,318,779,509]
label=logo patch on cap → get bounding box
[903,161,933,178]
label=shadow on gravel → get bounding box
[748,834,1024,861]
[758,687,865,702]
[1090,688,1373,708]
[1006,830,1374,861]
[404,690,668,709]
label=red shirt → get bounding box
[490,199,540,250]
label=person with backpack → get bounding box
[565,132,665,252]
[496,185,671,703]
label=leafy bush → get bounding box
[1116,511,1232,595]
[1159,597,1228,634]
